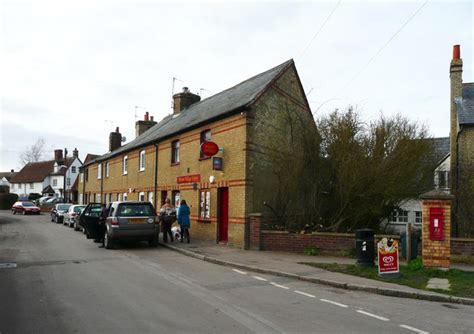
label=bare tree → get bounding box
[19,138,46,166]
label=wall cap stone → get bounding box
[419,189,454,200]
[249,213,264,217]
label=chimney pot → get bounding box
[453,45,461,60]
[150,116,154,121]
[115,127,120,133]
[145,112,149,121]
[10,169,14,173]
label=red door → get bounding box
[218,188,229,242]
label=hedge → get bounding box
[0,193,18,209]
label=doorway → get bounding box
[218,187,229,243]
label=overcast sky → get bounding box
[0,0,472,171]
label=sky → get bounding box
[0,0,472,171]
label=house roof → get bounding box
[84,154,100,164]
[10,160,56,183]
[456,83,474,126]
[84,59,295,166]
[429,137,450,164]
[0,171,16,181]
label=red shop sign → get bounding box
[200,141,219,157]
[177,174,201,184]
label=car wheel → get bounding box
[104,233,114,249]
[149,235,159,248]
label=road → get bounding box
[0,210,473,334]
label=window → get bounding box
[98,163,102,179]
[85,169,89,182]
[437,171,450,189]
[67,178,71,186]
[118,193,122,201]
[53,179,57,187]
[106,162,110,177]
[415,211,423,224]
[80,173,84,183]
[139,150,146,171]
[11,183,14,189]
[172,190,180,207]
[171,140,180,164]
[139,192,145,201]
[200,129,211,159]
[29,183,33,189]
[79,194,83,205]
[123,193,128,201]
[123,156,128,175]
[148,192,154,205]
[71,166,76,173]
[199,190,211,220]
[391,209,408,223]
[109,193,113,203]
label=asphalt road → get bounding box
[0,210,473,334]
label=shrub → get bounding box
[304,246,320,256]
[0,193,19,209]
[408,258,423,271]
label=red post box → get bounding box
[429,207,444,241]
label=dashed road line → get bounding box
[400,324,429,334]
[294,290,315,298]
[232,269,247,275]
[356,310,389,321]
[320,299,348,308]
[252,275,268,281]
[270,282,290,290]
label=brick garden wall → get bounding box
[451,238,474,256]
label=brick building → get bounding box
[79,60,315,248]
[449,45,474,237]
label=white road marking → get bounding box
[400,324,429,334]
[356,310,389,321]
[270,282,290,289]
[0,263,17,269]
[294,290,315,298]
[320,299,348,308]
[232,269,247,275]
[253,276,268,281]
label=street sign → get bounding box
[200,141,219,157]
[377,238,400,278]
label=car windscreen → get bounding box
[58,204,71,211]
[22,202,35,207]
[117,203,154,217]
[74,206,86,213]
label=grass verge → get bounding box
[300,260,474,298]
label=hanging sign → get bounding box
[377,238,400,278]
[200,141,219,157]
[212,157,223,171]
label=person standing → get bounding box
[177,200,191,243]
[98,203,108,248]
[160,198,176,243]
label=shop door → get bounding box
[218,187,229,242]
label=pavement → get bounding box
[162,239,474,306]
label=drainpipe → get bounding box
[154,143,159,210]
[82,169,86,205]
[100,162,104,204]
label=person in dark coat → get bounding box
[98,203,108,248]
[160,198,176,243]
[177,200,191,243]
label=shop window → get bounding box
[200,129,211,159]
[171,140,180,164]
[199,190,211,220]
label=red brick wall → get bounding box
[451,238,474,256]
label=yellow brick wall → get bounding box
[422,199,452,268]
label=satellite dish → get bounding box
[121,136,127,142]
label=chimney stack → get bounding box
[109,127,122,152]
[450,44,463,192]
[73,148,79,158]
[172,87,201,114]
[54,149,63,162]
[135,112,158,138]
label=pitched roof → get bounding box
[0,171,16,181]
[429,137,450,164]
[85,59,295,166]
[456,83,474,126]
[10,160,55,183]
[84,154,100,164]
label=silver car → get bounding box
[63,205,86,228]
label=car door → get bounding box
[80,203,102,239]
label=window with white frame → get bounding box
[391,209,408,223]
[118,193,122,201]
[53,179,57,187]
[199,189,211,220]
[139,150,146,171]
[106,162,110,177]
[139,192,145,201]
[67,178,71,186]
[80,173,84,182]
[123,193,128,201]
[415,211,423,224]
[71,166,76,173]
[97,193,101,203]
[123,156,128,175]
[148,192,154,205]
[98,163,102,179]
[171,140,180,164]
[29,183,33,189]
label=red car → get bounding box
[12,201,41,215]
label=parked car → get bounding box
[45,197,65,204]
[11,201,41,215]
[35,195,54,206]
[51,203,72,223]
[80,201,159,249]
[63,205,86,228]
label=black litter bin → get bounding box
[400,230,420,260]
[355,229,375,266]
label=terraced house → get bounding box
[79,59,315,247]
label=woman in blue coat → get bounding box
[177,200,191,243]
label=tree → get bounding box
[317,107,434,232]
[19,138,46,166]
